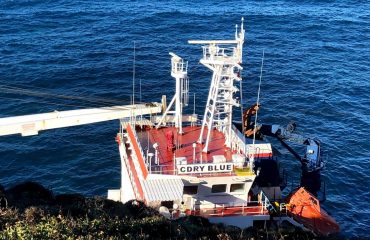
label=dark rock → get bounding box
[0,183,7,209]
[88,196,130,219]
[122,200,160,218]
[55,193,85,206]
[55,193,87,217]
[5,181,54,209]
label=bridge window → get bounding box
[183,185,198,195]
[211,184,227,193]
[230,183,245,193]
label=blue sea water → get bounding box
[0,0,369,237]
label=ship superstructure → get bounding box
[107,20,277,228]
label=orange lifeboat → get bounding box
[286,187,340,236]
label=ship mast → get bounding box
[189,18,245,152]
[156,53,189,134]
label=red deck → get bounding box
[136,126,236,175]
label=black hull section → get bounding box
[300,169,321,197]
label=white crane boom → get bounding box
[0,103,162,137]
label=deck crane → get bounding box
[242,104,325,197]
[0,103,162,137]
[269,122,324,197]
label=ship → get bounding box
[0,19,339,236]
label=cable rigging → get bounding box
[0,83,147,109]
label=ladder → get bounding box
[189,19,245,152]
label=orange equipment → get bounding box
[286,187,340,236]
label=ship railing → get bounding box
[117,132,144,200]
[148,164,176,175]
[128,125,147,167]
[151,114,198,127]
[188,194,271,217]
[230,124,247,154]
[261,191,277,214]
[125,124,149,183]
[171,58,188,74]
[279,203,289,215]
[201,46,238,63]
[246,146,263,162]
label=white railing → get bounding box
[246,145,263,161]
[172,58,188,74]
[201,46,237,61]
[187,192,272,217]
[152,114,197,125]
[230,124,247,154]
[129,126,146,163]
[148,164,175,175]
[118,133,141,199]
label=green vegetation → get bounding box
[0,182,340,239]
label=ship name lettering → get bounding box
[178,163,233,174]
[207,164,232,171]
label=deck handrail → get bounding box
[117,132,144,201]
[201,46,239,63]
[231,124,247,154]
[126,124,149,179]
[187,197,270,217]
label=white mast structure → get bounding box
[156,53,189,134]
[189,18,245,153]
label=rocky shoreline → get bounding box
[0,182,342,239]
